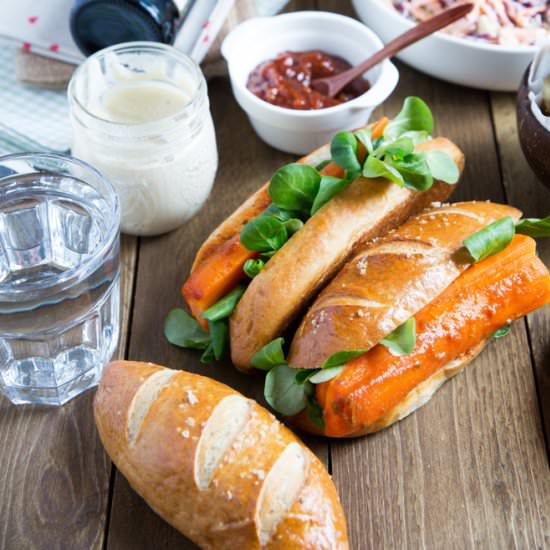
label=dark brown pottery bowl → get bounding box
[517,64,550,188]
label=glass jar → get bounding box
[68,42,218,236]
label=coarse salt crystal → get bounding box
[186,389,199,405]
[357,257,368,276]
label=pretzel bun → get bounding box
[94,361,349,549]
[288,201,521,370]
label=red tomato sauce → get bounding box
[246,50,370,110]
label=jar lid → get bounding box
[70,0,179,56]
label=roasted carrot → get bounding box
[182,118,389,325]
[318,160,345,178]
[318,235,550,437]
[370,116,389,139]
[182,236,257,328]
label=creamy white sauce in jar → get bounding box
[68,42,218,236]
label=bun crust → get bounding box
[94,361,349,549]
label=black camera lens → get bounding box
[70,0,180,56]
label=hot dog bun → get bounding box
[230,137,464,372]
[288,230,550,438]
[288,201,521,370]
[94,361,349,549]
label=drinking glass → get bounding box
[0,153,121,405]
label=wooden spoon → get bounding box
[311,3,474,98]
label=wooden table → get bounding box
[2,2,550,548]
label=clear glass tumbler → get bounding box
[0,153,121,406]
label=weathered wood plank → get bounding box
[0,235,138,550]
[490,92,550,453]
[117,236,139,362]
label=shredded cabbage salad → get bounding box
[390,0,550,46]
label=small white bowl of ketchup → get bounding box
[221,11,399,155]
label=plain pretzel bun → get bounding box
[94,360,349,549]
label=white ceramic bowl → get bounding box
[221,11,398,154]
[352,0,537,92]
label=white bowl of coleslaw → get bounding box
[352,0,543,91]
